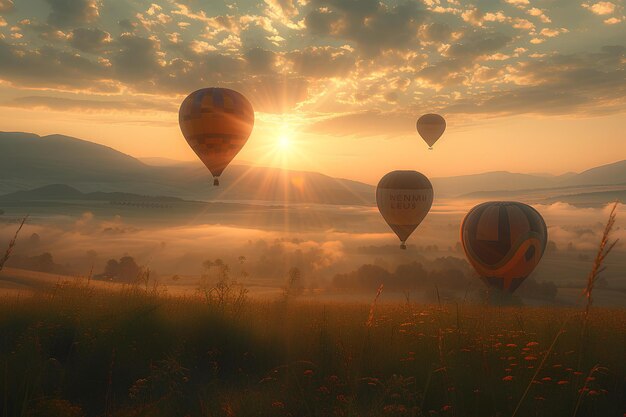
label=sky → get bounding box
[0,0,624,184]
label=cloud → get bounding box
[244,47,277,73]
[2,95,177,113]
[304,0,428,56]
[415,31,512,87]
[69,27,111,52]
[582,1,617,15]
[539,28,568,38]
[444,46,626,116]
[287,46,356,78]
[505,0,529,5]
[0,0,621,121]
[0,39,114,91]
[110,33,163,83]
[420,22,454,42]
[0,0,14,14]
[45,0,99,28]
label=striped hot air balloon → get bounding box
[376,170,433,250]
[460,201,548,293]
[179,88,254,186]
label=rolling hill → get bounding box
[1,131,625,204]
[0,132,374,204]
[0,184,184,203]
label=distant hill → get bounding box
[0,184,184,203]
[430,171,553,197]
[0,132,374,204]
[559,160,626,187]
[2,131,625,204]
[432,161,626,198]
[542,189,626,208]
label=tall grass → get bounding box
[0,216,27,273]
[2,282,623,417]
[582,201,619,317]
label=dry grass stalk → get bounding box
[0,216,28,274]
[365,284,384,328]
[511,325,568,417]
[571,364,608,417]
[582,201,619,316]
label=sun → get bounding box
[278,134,291,151]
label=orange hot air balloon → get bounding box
[179,88,254,186]
[376,170,433,250]
[416,113,446,150]
[460,201,548,293]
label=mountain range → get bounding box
[1,131,625,205]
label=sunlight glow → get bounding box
[278,134,291,151]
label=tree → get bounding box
[284,267,304,299]
[101,256,142,283]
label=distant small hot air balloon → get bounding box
[376,170,433,250]
[460,201,548,293]
[416,114,446,150]
[179,88,254,186]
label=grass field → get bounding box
[0,280,624,417]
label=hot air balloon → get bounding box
[416,114,446,150]
[179,88,254,186]
[376,170,433,249]
[460,201,547,293]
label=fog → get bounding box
[1,200,624,305]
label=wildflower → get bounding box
[304,369,314,376]
[506,343,517,348]
[526,342,539,347]
[557,380,569,385]
[336,394,349,403]
[272,401,285,408]
[442,405,453,412]
[541,377,552,382]
[502,376,514,381]
[524,355,537,361]
[318,386,330,394]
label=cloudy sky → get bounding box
[0,0,624,183]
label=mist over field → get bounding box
[2,198,624,305]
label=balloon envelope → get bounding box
[376,170,433,249]
[416,114,446,148]
[179,88,254,185]
[461,201,547,293]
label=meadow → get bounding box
[0,279,624,417]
